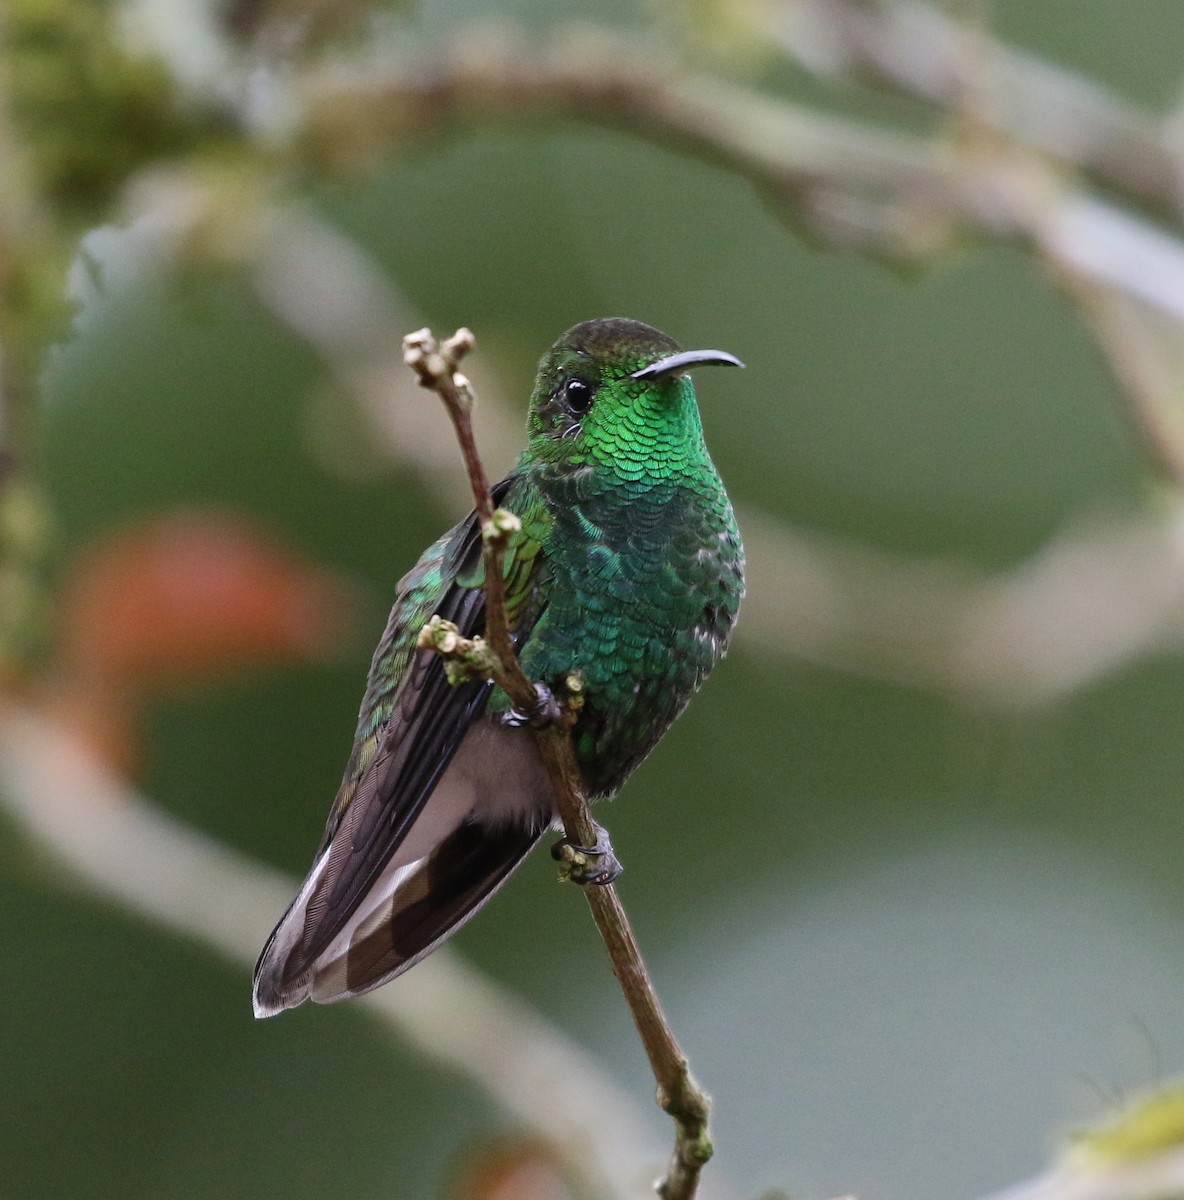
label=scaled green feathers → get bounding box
[253,318,744,1015]
[516,319,744,794]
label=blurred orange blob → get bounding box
[42,511,359,776]
[448,1138,577,1200]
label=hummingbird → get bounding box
[253,317,745,1016]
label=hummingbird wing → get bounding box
[253,476,553,1015]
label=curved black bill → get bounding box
[631,349,745,380]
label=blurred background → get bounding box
[7,2,1184,1199]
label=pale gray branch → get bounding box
[770,0,1181,210]
[294,47,1184,328]
[741,503,1184,706]
[981,1150,1184,1200]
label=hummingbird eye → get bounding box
[560,377,595,416]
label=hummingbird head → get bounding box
[525,318,742,484]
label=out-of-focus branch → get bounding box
[1057,282,1184,488]
[0,702,670,1200]
[296,43,1184,324]
[983,1144,1184,1200]
[286,34,1184,491]
[765,0,1181,212]
[741,504,1184,706]
[114,183,521,505]
[755,0,1184,491]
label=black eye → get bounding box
[561,377,595,416]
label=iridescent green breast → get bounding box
[520,444,744,798]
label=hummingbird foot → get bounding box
[551,821,623,886]
[502,681,563,729]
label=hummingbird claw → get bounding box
[551,820,623,886]
[502,681,563,729]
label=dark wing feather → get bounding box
[298,636,491,969]
[255,475,547,1005]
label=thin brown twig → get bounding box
[402,327,712,1200]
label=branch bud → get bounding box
[452,372,476,412]
[404,329,453,388]
[483,508,522,545]
[418,614,461,653]
[402,327,435,359]
[418,615,502,682]
[441,327,475,366]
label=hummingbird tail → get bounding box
[253,819,542,1015]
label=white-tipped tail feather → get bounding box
[253,720,553,1017]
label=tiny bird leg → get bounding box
[552,819,623,886]
[502,680,563,728]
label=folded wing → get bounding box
[253,476,552,1015]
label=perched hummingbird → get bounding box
[253,318,745,1016]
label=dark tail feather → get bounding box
[309,820,542,1003]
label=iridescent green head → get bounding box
[526,318,742,484]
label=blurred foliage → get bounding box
[0,0,203,375]
[1068,1083,1184,1168]
[5,0,189,221]
[6,3,1184,1200]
